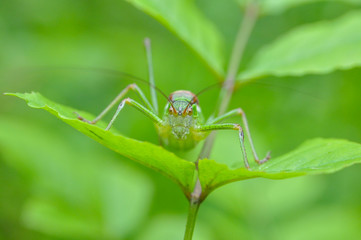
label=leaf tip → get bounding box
[3,92,15,96]
[4,91,40,98]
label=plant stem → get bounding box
[198,2,259,160]
[183,3,259,240]
[184,182,201,240]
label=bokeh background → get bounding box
[1,0,361,239]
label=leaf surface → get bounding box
[7,93,361,196]
[237,0,361,15]
[126,0,225,77]
[6,92,195,194]
[238,11,361,82]
[198,138,361,194]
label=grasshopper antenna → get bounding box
[21,65,177,107]
[195,82,222,97]
[238,80,322,101]
[144,37,158,115]
[183,82,222,112]
[235,80,323,101]
[183,78,322,112]
[68,66,177,111]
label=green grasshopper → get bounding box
[75,38,270,169]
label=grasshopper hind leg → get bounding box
[202,108,271,168]
[74,83,154,125]
[198,123,251,168]
[74,112,94,124]
[105,98,162,130]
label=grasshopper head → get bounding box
[164,90,200,139]
[167,90,198,117]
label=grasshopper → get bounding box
[75,38,270,168]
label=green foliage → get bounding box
[199,138,361,194]
[237,0,361,15]
[2,0,361,239]
[5,92,195,194]
[126,0,225,77]
[7,92,361,198]
[238,11,361,82]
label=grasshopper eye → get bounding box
[169,107,176,115]
[187,108,193,116]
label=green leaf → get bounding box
[238,11,361,82]
[198,138,361,194]
[237,0,361,15]
[6,92,195,194]
[126,0,225,77]
[7,93,361,197]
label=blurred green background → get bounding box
[1,0,361,239]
